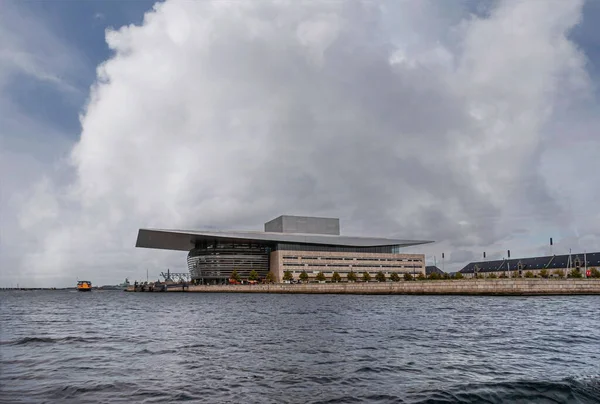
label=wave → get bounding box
[407,377,600,404]
[1,336,103,346]
[310,377,600,403]
[43,382,140,400]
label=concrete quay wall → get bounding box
[175,279,600,295]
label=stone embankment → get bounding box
[152,279,600,295]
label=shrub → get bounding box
[332,272,341,283]
[429,272,441,280]
[375,271,386,282]
[390,272,400,282]
[524,271,534,278]
[539,269,549,278]
[569,268,583,278]
[499,273,508,279]
[442,273,450,280]
[249,270,259,281]
[283,270,293,281]
[347,270,357,282]
[404,273,413,281]
[453,272,464,280]
[487,273,497,279]
[316,272,326,282]
[299,271,309,283]
[475,274,484,279]
[362,272,371,282]
[231,270,241,282]
[553,269,565,277]
[417,273,426,281]
[264,272,274,283]
[590,268,600,278]
[512,271,520,278]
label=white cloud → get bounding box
[0,2,84,286]
[2,0,600,287]
[17,177,60,230]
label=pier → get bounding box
[126,278,600,295]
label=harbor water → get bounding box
[1,291,599,403]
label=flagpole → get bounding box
[568,248,571,278]
[442,252,445,273]
[483,251,487,278]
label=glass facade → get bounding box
[187,242,270,284]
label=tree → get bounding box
[248,270,258,281]
[590,268,600,278]
[404,273,413,281]
[524,271,534,278]
[375,271,386,282]
[429,272,441,280]
[283,270,293,281]
[332,272,341,283]
[264,272,274,283]
[453,272,464,280]
[347,270,357,282]
[569,268,582,278]
[390,272,400,282]
[299,270,309,283]
[417,273,426,281]
[316,272,326,282]
[539,268,549,278]
[362,272,371,282]
[487,273,497,279]
[231,270,241,282]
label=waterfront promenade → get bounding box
[128,279,600,295]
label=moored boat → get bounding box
[77,280,92,291]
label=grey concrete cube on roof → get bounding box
[264,215,340,235]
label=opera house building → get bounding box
[135,215,432,284]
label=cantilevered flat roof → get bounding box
[135,228,433,251]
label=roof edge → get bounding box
[136,228,434,250]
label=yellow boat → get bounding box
[77,280,92,291]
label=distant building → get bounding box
[135,215,433,284]
[459,252,600,278]
[426,266,445,276]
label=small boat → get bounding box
[77,280,92,292]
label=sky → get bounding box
[1,0,599,288]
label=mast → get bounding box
[567,248,571,278]
[442,252,445,273]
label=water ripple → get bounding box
[1,292,599,403]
